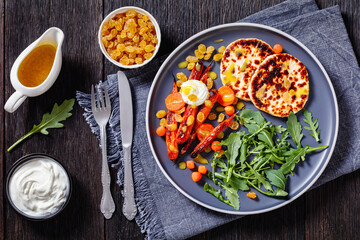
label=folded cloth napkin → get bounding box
[76,0,360,239]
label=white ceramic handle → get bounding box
[4,91,27,113]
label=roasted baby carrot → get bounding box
[176,105,198,144]
[165,82,180,160]
[191,113,236,158]
[180,89,218,154]
[199,61,213,84]
[188,61,203,80]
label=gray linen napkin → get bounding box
[76,0,360,239]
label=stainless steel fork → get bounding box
[91,84,115,219]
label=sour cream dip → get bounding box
[7,156,70,218]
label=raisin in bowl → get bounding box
[98,6,161,69]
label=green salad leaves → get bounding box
[204,109,327,210]
[7,99,75,151]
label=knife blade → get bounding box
[118,71,133,146]
[117,71,137,220]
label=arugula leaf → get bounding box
[8,99,75,151]
[303,109,320,142]
[204,183,239,210]
[246,162,272,191]
[286,112,303,147]
[258,129,274,147]
[280,147,308,175]
[221,132,243,166]
[240,109,266,133]
[265,169,287,190]
[224,186,240,210]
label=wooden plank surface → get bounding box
[3,0,104,239]
[1,0,359,240]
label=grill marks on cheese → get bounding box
[220,39,274,101]
[249,53,309,117]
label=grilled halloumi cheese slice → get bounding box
[220,38,274,101]
[249,53,309,117]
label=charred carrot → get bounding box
[165,81,179,160]
[191,113,236,158]
[181,89,218,154]
[176,105,198,144]
[199,61,213,84]
[166,111,179,160]
[188,61,203,80]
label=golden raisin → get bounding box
[176,72,188,81]
[144,52,153,60]
[175,113,183,122]
[204,145,212,153]
[160,118,166,127]
[187,115,195,126]
[145,44,155,52]
[186,56,198,63]
[218,113,225,122]
[236,102,245,110]
[203,53,212,61]
[156,110,167,118]
[197,112,205,122]
[216,131,225,139]
[204,100,212,108]
[198,44,207,54]
[187,62,195,70]
[218,46,226,54]
[208,112,217,120]
[206,46,215,53]
[247,192,257,199]
[194,49,204,59]
[213,53,223,61]
[229,121,240,130]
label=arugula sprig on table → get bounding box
[204,109,327,210]
[7,99,75,151]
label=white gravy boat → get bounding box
[4,27,64,113]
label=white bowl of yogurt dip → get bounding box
[6,154,71,220]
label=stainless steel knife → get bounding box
[118,71,137,220]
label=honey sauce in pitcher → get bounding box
[17,43,56,87]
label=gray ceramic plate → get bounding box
[145,23,339,215]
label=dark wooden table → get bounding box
[1,0,359,239]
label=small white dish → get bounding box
[98,6,161,69]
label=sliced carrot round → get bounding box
[198,165,207,175]
[224,106,235,116]
[211,141,222,151]
[192,172,202,182]
[156,126,166,136]
[165,92,186,111]
[217,86,235,106]
[186,160,195,169]
[273,44,283,54]
[196,123,214,141]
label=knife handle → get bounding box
[122,145,137,220]
[100,126,115,219]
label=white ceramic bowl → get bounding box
[98,6,161,69]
